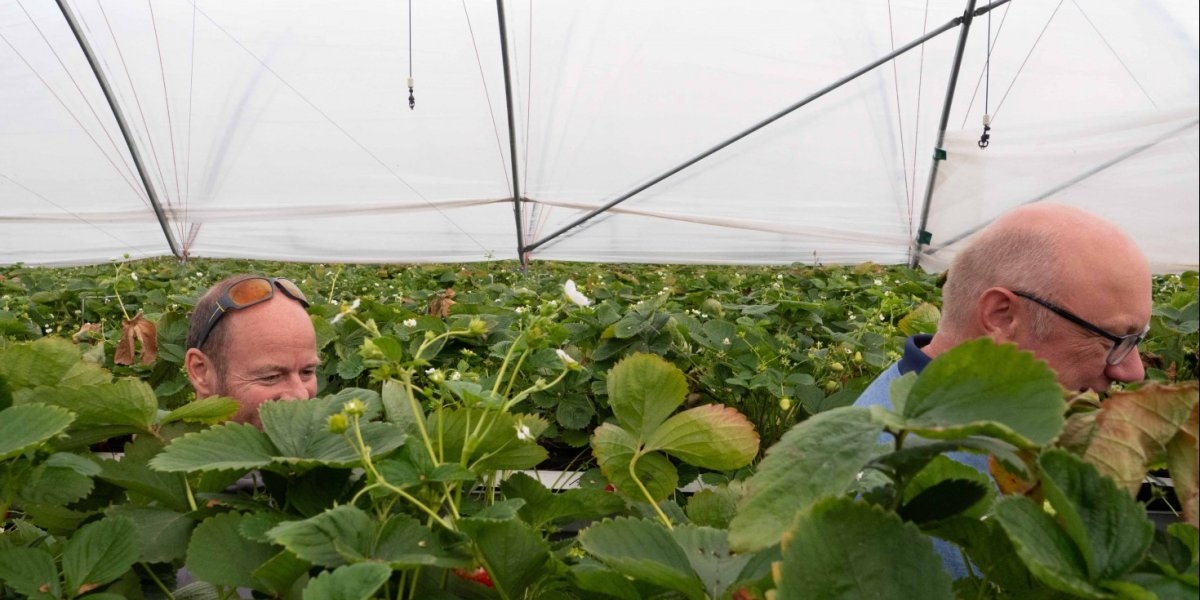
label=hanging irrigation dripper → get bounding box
[978,114,991,148]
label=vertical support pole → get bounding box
[495,0,527,269]
[910,0,980,268]
[55,0,181,258]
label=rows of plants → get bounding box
[2,259,1195,453]
[0,259,1197,599]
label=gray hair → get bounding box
[939,225,1062,339]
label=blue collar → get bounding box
[898,334,934,375]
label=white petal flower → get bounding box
[515,423,532,441]
[403,318,417,327]
[563,279,591,307]
[331,298,362,324]
[556,348,579,368]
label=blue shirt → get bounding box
[855,334,986,579]
[855,334,934,410]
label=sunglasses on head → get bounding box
[192,277,309,350]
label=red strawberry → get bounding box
[453,566,494,588]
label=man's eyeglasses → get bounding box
[1011,290,1148,366]
[192,277,309,350]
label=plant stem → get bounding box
[350,416,455,531]
[490,331,525,397]
[407,569,420,599]
[327,264,343,299]
[401,374,439,468]
[502,350,530,399]
[112,262,131,320]
[628,451,673,530]
[184,478,198,512]
[350,314,381,337]
[139,562,175,600]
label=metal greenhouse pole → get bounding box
[523,4,990,256]
[910,0,1012,268]
[495,0,528,269]
[55,0,181,259]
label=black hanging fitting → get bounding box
[977,124,990,148]
[408,87,415,110]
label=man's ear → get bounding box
[185,348,218,397]
[977,287,1020,342]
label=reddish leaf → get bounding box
[989,449,1040,498]
[1079,382,1199,494]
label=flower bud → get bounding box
[344,398,368,416]
[360,338,385,360]
[327,413,349,434]
[468,318,488,336]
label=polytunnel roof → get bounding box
[1,0,1197,271]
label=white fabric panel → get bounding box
[922,105,1200,274]
[0,0,1196,269]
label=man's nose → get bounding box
[1105,349,1146,383]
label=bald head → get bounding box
[938,203,1149,339]
[927,203,1152,391]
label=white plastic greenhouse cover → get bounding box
[1,0,1197,271]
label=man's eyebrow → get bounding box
[245,365,287,377]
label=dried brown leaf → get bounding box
[114,312,158,366]
[1167,401,1199,528]
[72,322,103,343]
[427,288,456,318]
[1081,381,1199,494]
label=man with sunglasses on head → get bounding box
[185,275,321,428]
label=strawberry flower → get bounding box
[563,279,591,307]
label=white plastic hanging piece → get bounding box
[982,114,992,126]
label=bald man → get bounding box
[854,203,1153,578]
[184,275,321,427]
[858,203,1151,413]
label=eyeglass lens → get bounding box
[227,277,275,306]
